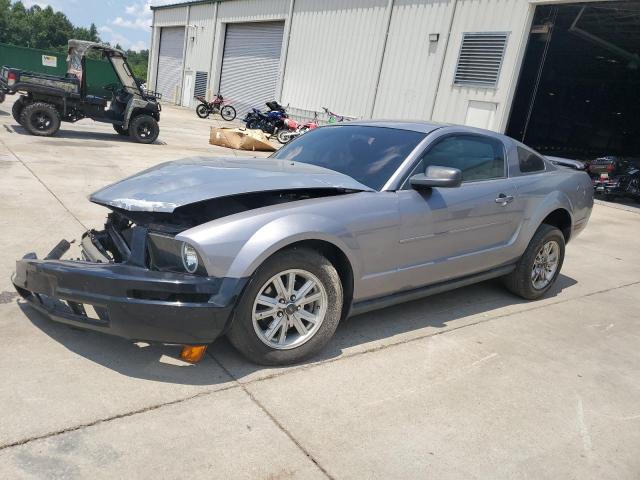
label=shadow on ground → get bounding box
[11,124,166,145]
[22,274,577,385]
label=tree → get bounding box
[1,1,101,49]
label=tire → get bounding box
[502,224,565,300]
[113,124,129,136]
[12,97,26,125]
[20,102,60,136]
[196,104,209,119]
[220,105,236,121]
[276,129,292,144]
[227,248,343,365]
[128,114,159,144]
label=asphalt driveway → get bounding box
[0,96,638,479]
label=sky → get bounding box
[21,0,191,51]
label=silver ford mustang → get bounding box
[12,121,593,365]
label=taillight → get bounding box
[7,71,16,86]
[607,164,614,172]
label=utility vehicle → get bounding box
[0,40,161,143]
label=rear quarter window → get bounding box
[518,147,546,173]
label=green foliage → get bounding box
[125,50,149,81]
[0,1,100,50]
[0,1,148,80]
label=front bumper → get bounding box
[12,255,246,345]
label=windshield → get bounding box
[272,125,425,190]
[109,56,140,94]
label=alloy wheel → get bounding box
[531,240,560,290]
[252,269,328,350]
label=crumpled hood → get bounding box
[90,157,373,212]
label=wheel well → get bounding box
[275,240,354,320]
[541,208,572,242]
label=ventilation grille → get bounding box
[454,33,508,87]
[194,71,208,98]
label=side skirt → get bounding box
[349,264,516,317]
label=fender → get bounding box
[226,213,361,280]
[516,190,574,253]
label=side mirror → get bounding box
[410,165,462,189]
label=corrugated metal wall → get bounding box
[151,0,535,130]
[430,0,532,130]
[280,0,389,118]
[372,0,456,119]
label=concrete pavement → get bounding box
[0,95,638,479]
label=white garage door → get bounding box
[219,21,285,116]
[156,27,185,104]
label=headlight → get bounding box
[181,242,199,274]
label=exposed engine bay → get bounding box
[82,188,352,271]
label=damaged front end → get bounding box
[12,187,356,346]
[12,207,247,345]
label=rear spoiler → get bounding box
[546,156,586,170]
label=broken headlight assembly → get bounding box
[147,233,206,275]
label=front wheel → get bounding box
[128,114,159,144]
[227,248,343,365]
[502,224,565,300]
[220,105,236,121]
[21,102,61,137]
[196,104,210,119]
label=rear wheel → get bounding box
[12,97,27,125]
[21,102,60,136]
[113,124,129,136]
[227,248,343,365]
[196,104,209,119]
[220,105,236,121]
[502,224,565,300]
[128,114,159,144]
[276,129,292,144]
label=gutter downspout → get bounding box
[177,4,191,105]
[368,0,394,118]
[428,0,459,121]
[207,1,219,99]
[276,0,295,103]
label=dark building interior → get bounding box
[507,1,640,161]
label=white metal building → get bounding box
[148,0,640,158]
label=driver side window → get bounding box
[405,134,506,187]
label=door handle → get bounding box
[495,194,514,205]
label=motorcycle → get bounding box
[195,93,236,121]
[276,111,319,144]
[243,101,288,135]
[587,155,640,201]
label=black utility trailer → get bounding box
[0,40,161,143]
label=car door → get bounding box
[395,133,521,290]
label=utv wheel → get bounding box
[227,248,343,366]
[113,124,129,136]
[196,104,209,119]
[21,102,60,136]
[129,114,159,144]
[502,224,565,300]
[220,105,236,121]
[12,97,27,125]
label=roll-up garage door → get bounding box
[218,21,285,116]
[156,26,185,103]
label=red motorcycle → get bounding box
[276,111,319,144]
[195,93,236,121]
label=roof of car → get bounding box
[339,120,447,134]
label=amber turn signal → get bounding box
[180,345,208,363]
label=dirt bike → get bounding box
[195,93,236,121]
[276,111,319,144]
